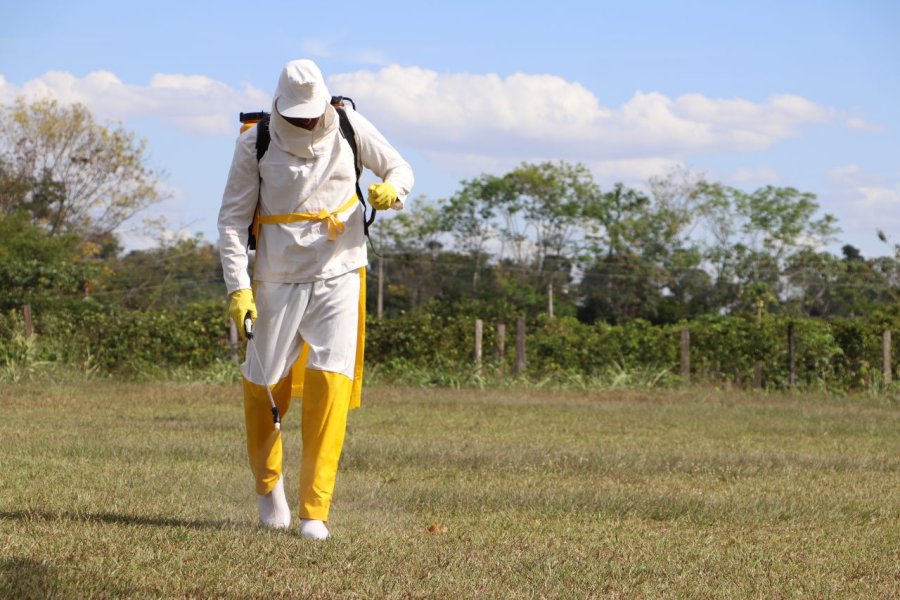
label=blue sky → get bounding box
[2,0,898,257]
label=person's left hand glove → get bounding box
[367,182,398,210]
[228,289,257,340]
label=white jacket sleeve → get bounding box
[217,128,259,294]
[346,110,414,202]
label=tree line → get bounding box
[1,98,899,325]
[372,163,899,323]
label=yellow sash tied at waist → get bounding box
[256,196,358,241]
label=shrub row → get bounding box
[366,312,899,390]
[2,302,898,390]
[0,301,231,377]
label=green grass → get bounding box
[1,382,898,598]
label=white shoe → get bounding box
[299,519,330,540]
[258,475,291,529]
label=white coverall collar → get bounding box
[269,103,338,159]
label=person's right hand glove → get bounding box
[367,182,398,210]
[228,289,257,340]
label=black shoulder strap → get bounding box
[335,107,375,236]
[246,113,270,251]
[255,114,271,162]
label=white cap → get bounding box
[274,59,330,119]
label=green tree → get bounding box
[502,161,597,276]
[0,157,33,214]
[785,245,897,317]
[442,162,597,275]
[439,162,597,315]
[367,201,452,314]
[102,235,225,310]
[0,97,169,237]
[0,212,99,310]
[578,177,704,324]
[439,176,503,293]
[693,182,839,313]
[578,253,659,323]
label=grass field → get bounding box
[1,381,898,598]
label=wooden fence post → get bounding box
[496,323,506,379]
[23,304,33,338]
[474,319,483,375]
[680,328,690,383]
[787,322,796,388]
[753,363,762,389]
[884,330,892,385]
[516,316,526,376]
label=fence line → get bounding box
[11,304,897,388]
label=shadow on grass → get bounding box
[0,509,240,530]
[0,558,65,599]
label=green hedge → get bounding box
[366,312,900,390]
[0,301,231,377]
[2,301,899,390]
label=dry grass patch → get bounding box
[1,382,898,597]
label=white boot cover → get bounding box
[258,475,291,529]
[299,519,330,540]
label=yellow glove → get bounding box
[367,182,398,210]
[228,289,257,340]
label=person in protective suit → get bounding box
[218,59,413,540]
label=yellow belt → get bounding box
[256,196,358,241]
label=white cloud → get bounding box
[329,65,840,162]
[297,37,390,66]
[730,166,782,185]
[825,164,890,188]
[416,150,521,181]
[850,185,900,241]
[2,66,844,164]
[300,38,332,58]
[846,117,884,133]
[355,49,393,67]
[0,70,269,136]
[590,158,686,187]
[857,185,900,210]
[329,66,612,154]
[819,164,900,254]
[854,184,900,219]
[673,93,834,144]
[825,164,864,187]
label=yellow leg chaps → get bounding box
[243,375,293,496]
[243,368,352,521]
[299,369,352,521]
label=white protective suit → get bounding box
[217,59,413,531]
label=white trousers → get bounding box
[242,269,361,386]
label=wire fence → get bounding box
[5,301,897,391]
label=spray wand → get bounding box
[244,315,281,431]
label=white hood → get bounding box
[269,59,337,159]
